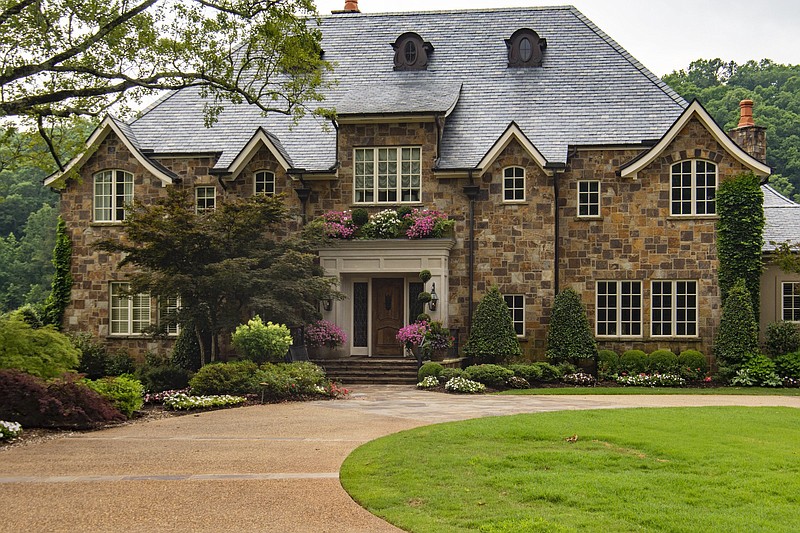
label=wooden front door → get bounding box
[372,278,404,356]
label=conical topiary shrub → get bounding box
[464,286,521,363]
[714,278,759,368]
[546,287,597,364]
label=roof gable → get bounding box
[620,100,771,179]
[225,128,292,179]
[475,122,547,171]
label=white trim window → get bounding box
[110,282,151,335]
[94,170,133,222]
[503,294,525,336]
[254,170,276,196]
[671,160,717,216]
[195,186,216,213]
[578,180,600,217]
[596,281,642,337]
[354,147,421,203]
[651,280,698,337]
[503,167,525,202]
[159,296,181,335]
[783,282,800,321]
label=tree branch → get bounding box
[0,0,35,27]
[37,115,64,171]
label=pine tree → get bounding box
[546,287,597,364]
[464,286,521,363]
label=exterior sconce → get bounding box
[321,298,333,312]
[429,283,439,312]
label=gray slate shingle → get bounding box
[762,185,800,251]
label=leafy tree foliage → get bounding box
[545,287,597,364]
[464,286,521,363]
[663,59,800,199]
[0,0,330,169]
[96,189,337,364]
[715,172,764,317]
[0,314,80,379]
[714,278,759,368]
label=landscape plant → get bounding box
[597,349,619,380]
[83,376,144,418]
[545,287,597,364]
[363,209,403,239]
[616,373,687,387]
[171,322,203,372]
[764,321,800,357]
[464,286,521,363]
[508,364,543,384]
[0,314,80,379]
[305,320,347,349]
[729,354,781,387]
[774,351,800,380]
[418,362,444,382]
[163,393,246,411]
[42,216,73,328]
[444,377,485,394]
[0,420,23,440]
[618,350,648,374]
[189,360,261,396]
[562,372,596,386]
[231,316,293,364]
[404,209,453,239]
[714,278,759,369]
[462,364,514,388]
[646,349,679,374]
[417,376,440,389]
[678,350,708,381]
[72,333,136,379]
[258,361,328,399]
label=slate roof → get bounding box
[762,184,800,251]
[129,6,686,172]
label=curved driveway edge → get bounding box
[1,386,798,532]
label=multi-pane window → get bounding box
[110,283,150,335]
[195,187,216,213]
[671,160,717,216]
[651,281,698,336]
[159,296,180,335]
[94,170,133,222]
[503,294,525,336]
[503,167,525,201]
[783,282,800,321]
[354,147,421,203]
[596,281,642,336]
[578,180,600,217]
[254,171,276,196]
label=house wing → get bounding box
[222,127,294,179]
[762,184,800,251]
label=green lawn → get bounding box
[498,386,800,396]
[341,407,800,532]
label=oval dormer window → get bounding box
[506,28,546,68]
[392,32,433,71]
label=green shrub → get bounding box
[258,362,328,400]
[532,362,561,383]
[189,361,260,395]
[439,367,463,382]
[764,321,800,357]
[556,362,578,376]
[714,278,759,368]
[83,376,144,418]
[597,350,619,380]
[171,324,202,372]
[12,304,44,328]
[619,350,647,374]
[418,362,444,382]
[231,316,293,364]
[0,315,80,379]
[678,350,708,381]
[546,288,597,363]
[163,393,246,410]
[351,208,369,227]
[508,364,543,384]
[647,350,679,374]
[463,364,514,388]
[506,376,530,389]
[464,286,521,363]
[136,364,192,393]
[74,334,138,379]
[729,354,781,387]
[774,351,800,380]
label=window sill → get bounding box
[649,336,700,340]
[502,200,527,205]
[107,335,177,340]
[576,216,602,221]
[349,202,424,208]
[595,335,644,340]
[666,215,718,221]
[91,222,125,227]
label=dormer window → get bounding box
[506,29,546,68]
[392,32,433,71]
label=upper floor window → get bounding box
[354,147,421,204]
[392,32,433,71]
[159,296,180,336]
[110,282,150,335]
[783,282,800,322]
[503,294,525,336]
[503,167,525,202]
[671,160,717,216]
[254,171,276,196]
[94,170,133,222]
[195,186,216,214]
[596,281,642,337]
[506,28,546,68]
[578,180,600,217]
[651,280,698,337]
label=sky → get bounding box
[314,0,800,76]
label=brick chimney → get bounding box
[332,0,359,13]
[728,99,767,163]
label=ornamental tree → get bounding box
[545,287,597,364]
[464,286,521,363]
[714,278,759,368]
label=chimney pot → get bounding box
[737,99,755,128]
[343,0,359,11]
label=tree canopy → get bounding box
[663,59,800,200]
[0,0,331,169]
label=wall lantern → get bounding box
[321,298,333,312]
[429,283,439,312]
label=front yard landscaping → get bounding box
[341,406,800,533]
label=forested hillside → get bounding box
[663,59,800,201]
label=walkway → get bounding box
[1,387,798,532]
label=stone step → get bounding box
[312,357,420,384]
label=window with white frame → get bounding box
[578,180,600,217]
[354,147,421,203]
[195,186,216,213]
[596,281,642,336]
[159,296,180,335]
[503,167,525,201]
[254,170,276,196]
[503,294,525,336]
[110,282,150,335]
[651,280,698,336]
[94,170,133,222]
[671,160,717,216]
[783,282,800,321]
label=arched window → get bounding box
[94,170,133,222]
[503,166,525,201]
[254,170,276,196]
[506,28,546,68]
[670,160,717,216]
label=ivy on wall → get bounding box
[42,216,73,329]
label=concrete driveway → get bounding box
[2,386,799,532]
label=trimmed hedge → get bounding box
[715,278,759,368]
[546,288,597,363]
[647,350,679,374]
[764,321,800,357]
[189,361,260,395]
[597,350,619,379]
[463,364,514,388]
[464,286,521,363]
[508,364,543,384]
[678,350,708,381]
[418,362,444,382]
[619,350,647,374]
